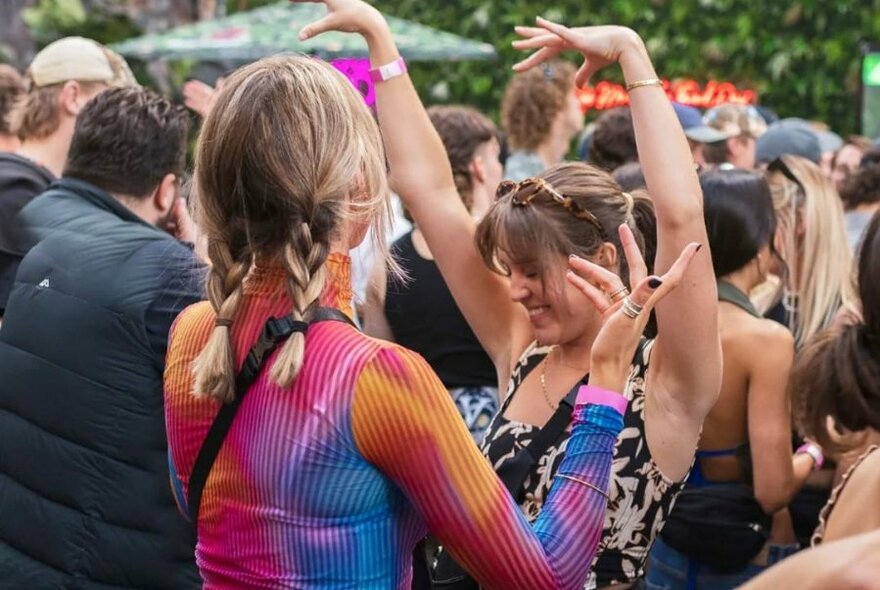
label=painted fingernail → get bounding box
[648,278,663,289]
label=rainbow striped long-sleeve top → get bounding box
[164,254,623,590]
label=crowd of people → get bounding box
[0,1,878,589]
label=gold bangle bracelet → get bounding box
[557,474,610,499]
[626,78,663,92]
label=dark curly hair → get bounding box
[64,87,190,197]
[588,107,637,172]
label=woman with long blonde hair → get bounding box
[763,155,856,349]
[162,1,699,588]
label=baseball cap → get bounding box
[672,102,727,143]
[704,103,767,140]
[755,118,822,164]
[28,37,137,88]
[816,130,843,154]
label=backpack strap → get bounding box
[428,384,582,588]
[186,307,355,526]
[495,382,582,500]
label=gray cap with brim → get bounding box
[755,120,822,164]
[685,125,729,144]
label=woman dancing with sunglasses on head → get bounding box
[162,1,700,589]
[402,19,722,590]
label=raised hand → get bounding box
[293,0,387,41]
[182,80,217,118]
[566,224,700,392]
[512,18,645,88]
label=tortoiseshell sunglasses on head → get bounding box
[495,177,609,241]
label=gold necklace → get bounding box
[540,351,558,410]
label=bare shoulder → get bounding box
[726,311,793,344]
[823,447,880,542]
[842,448,880,496]
[724,312,793,364]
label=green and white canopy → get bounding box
[111,1,496,62]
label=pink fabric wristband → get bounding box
[576,385,628,416]
[369,57,407,82]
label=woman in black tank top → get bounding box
[646,170,818,589]
[363,106,504,441]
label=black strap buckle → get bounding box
[264,316,308,340]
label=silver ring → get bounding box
[621,296,643,319]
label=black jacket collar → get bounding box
[52,177,163,234]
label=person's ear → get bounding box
[726,136,742,159]
[469,154,487,185]
[153,174,178,216]
[58,81,83,116]
[594,241,618,271]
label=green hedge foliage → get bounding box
[372,0,880,134]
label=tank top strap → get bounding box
[812,444,880,546]
[717,280,760,318]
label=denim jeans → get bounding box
[643,537,800,590]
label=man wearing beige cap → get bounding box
[0,36,136,318]
[701,103,768,170]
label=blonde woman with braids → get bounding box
[763,155,856,349]
[162,1,701,588]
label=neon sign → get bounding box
[577,79,757,112]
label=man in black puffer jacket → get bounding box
[0,87,203,588]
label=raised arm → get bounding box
[513,21,721,418]
[298,0,527,371]
[614,31,720,416]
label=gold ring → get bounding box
[608,286,629,303]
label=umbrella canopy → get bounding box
[111,1,496,62]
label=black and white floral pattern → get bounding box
[480,339,684,589]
